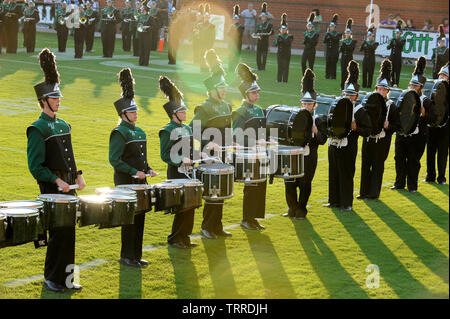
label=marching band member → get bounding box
[189,49,233,240]
[167,0,182,65]
[73,3,86,59]
[360,26,379,88]
[131,1,142,57]
[54,0,69,53]
[274,13,293,83]
[120,0,133,52]
[227,4,244,73]
[339,18,357,90]
[232,63,267,230]
[109,68,158,267]
[198,3,215,73]
[302,12,319,76]
[283,69,327,219]
[159,76,198,249]
[358,59,400,200]
[84,1,98,53]
[22,0,39,53]
[100,0,120,58]
[387,21,406,88]
[323,14,340,80]
[255,2,273,71]
[4,0,22,54]
[325,60,372,211]
[391,56,434,192]
[136,4,156,66]
[426,63,449,184]
[27,48,86,292]
[431,25,449,79]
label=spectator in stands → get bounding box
[394,14,406,28]
[442,17,449,32]
[380,14,396,28]
[405,19,415,30]
[241,2,257,50]
[422,18,434,31]
[312,8,322,33]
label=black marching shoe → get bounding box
[323,203,338,208]
[253,220,266,230]
[390,185,404,190]
[169,242,187,249]
[356,195,366,200]
[216,229,232,237]
[43,280,64,293]
[282,208,295,217]
[139,259,150,266]
[341,206,353,212]
[187,242,199,248]
[119,258,141,268]
[200,229,217,239]
[408,189,417,193]
[241,220,258,230]
[67,283,83,291]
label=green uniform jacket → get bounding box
[53,8,67,29]
[99,6,118,32]
[120,7,133,31]
[159,120,193,168]
[232,100,265,146]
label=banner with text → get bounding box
[375,27,449,60]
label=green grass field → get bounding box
[0,31,448,299]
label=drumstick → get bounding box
[58,184,79,191]
[132,173,160,179]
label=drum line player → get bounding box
[0,44,448,292]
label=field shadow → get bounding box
[243,231,297,298]
[201,237,240,298]
[364,200,449,284]
[290,219,369,298]
[398,191,449,234]
[167,246,201,299]
[118,263,142,299]
[427,182,449,196]
[334,209,438,298]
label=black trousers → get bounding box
[122,24,132,51]
[56,26,68,52]
[360,135,392,198]
[302,48,316,75]
[277,54,291,82]
[362,56,376,88]
[242,181,267,222]
[328,137,358,208]
[132,27,139,56]
[284,149,318,216]
[391,56,402,86]
[138,31,152,66]
[394,132,426,190]
[74,27,85,58]
[168,209,195,246]
[341,55,353,90]
[5,21,19,53]
[201,200,224,234]
[256,40,268,70]
[85,25,95,52]
[101,23,116,57]
[38,181,76,288]
[325,53,338,79]
[23,24,36,53]
[168,40,178,65]
[426,124,449,183]
[121,212,145,261]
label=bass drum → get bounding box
[395,89,421,135]
[316,94,336,116]
[428,80,449,127]
[422,80,435,98]
[361,92,387,136]
[327,97,353,139]
[266,105,313,147]
[0,213,6,247]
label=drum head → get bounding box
[165,179,203,186]
[78,195,112,204]
[0,208,39,218]
[116,184,153,190]
[95,187,137,197]
[396,89,421,135]
[362,92,387,136]
[327,97,353,139]
[272,145,305,155]
[37,194,78,203]
[430,80,449,127]
[198,163,234,174]
[105,194,137,203]
[0,200,43,209]
[291,108,313,147]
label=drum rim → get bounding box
[78,195,113,204]
[0,213,6,220]
[202,193,234,200]
[197,164,235,174]
[0,207,40,217]
[116,184,154,190]
[0,200,44,209]
[271,145,305,155]
[154,183,183,189]
[106,194,138,202]
[37,194,79,203]
[164,179,203,186]
[234,151,269,160]
[95,187,137,195]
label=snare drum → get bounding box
[233,151,269,183]
[0,200,46,232]
[0,213,7,246]
[269,145,305,179]
[37,194,79,229]
[153,181,184,212]
[197,164,234,200]
[116,184,155,213]
[77,195,113,227]
[169,179,203,212]
[0,208,39,245]
[101,194,137,228]
[95,187,137,198]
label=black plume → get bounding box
[331,13,338,24]
[236,63,258,83]
[346,60,359,84]
[118,68,134,99]
[205,49,225,76]
[379,58,392,80]
[439,24,445,39]
[159,76,183,102]
[413,56,426,76]
[281,13,287,26]
[233,4,239,16]
[261,2,267,13]
[302,68,315,94]
[308,12,315,24]
[38,48,60,85]
[346,18,353,30]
